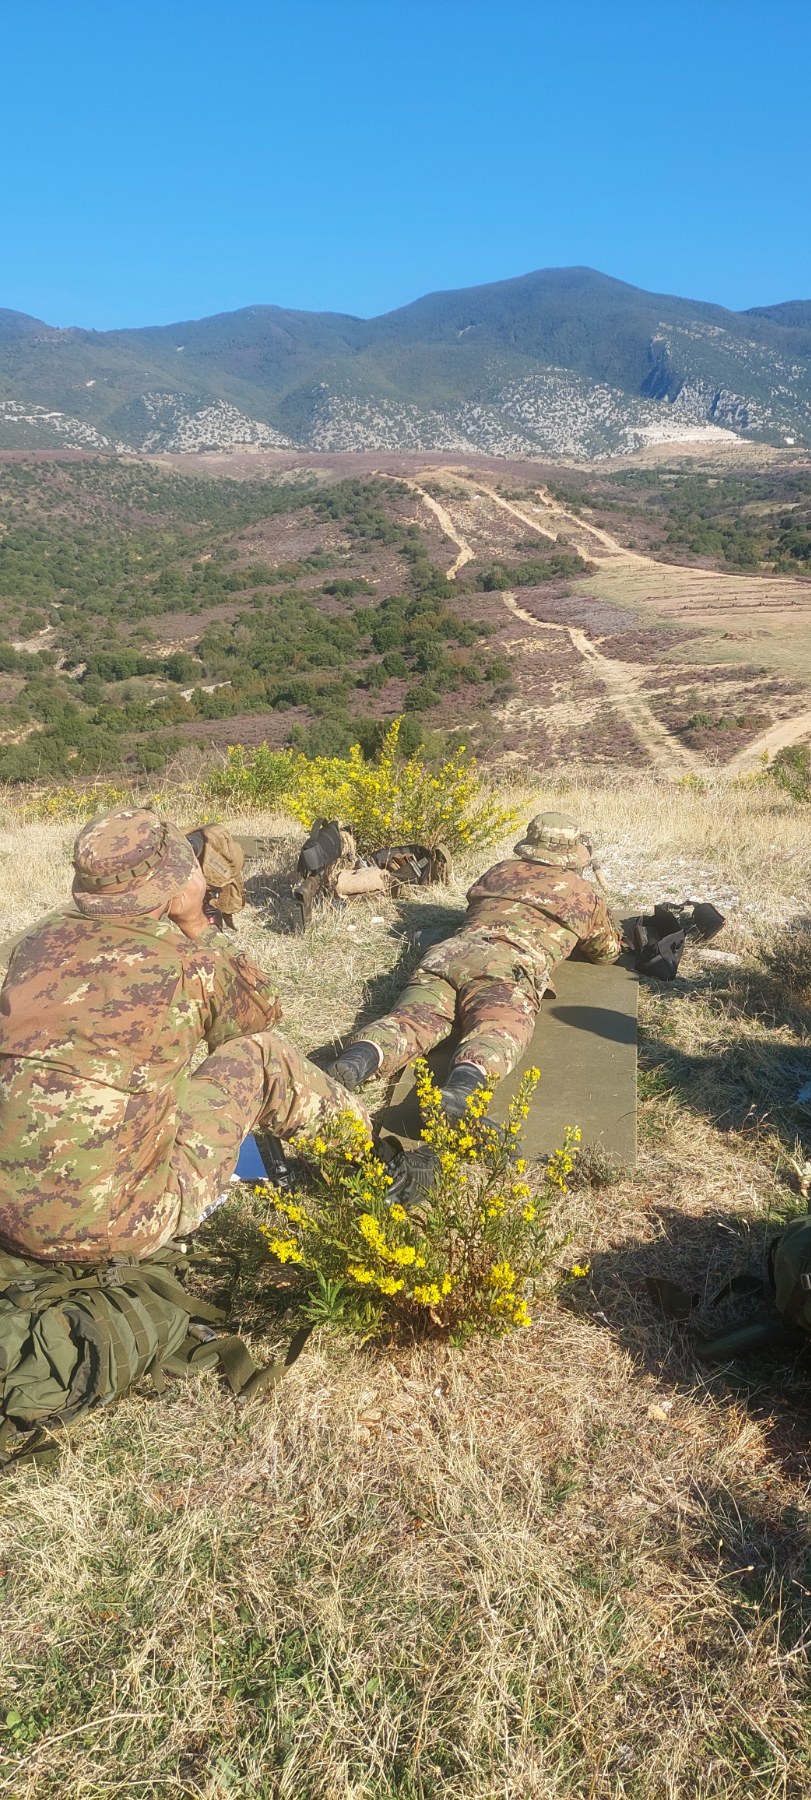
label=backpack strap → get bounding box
[774,1264,811,1329]
[0,1418,62,1470]
[165,1319,313,1397]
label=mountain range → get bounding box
[1,267,810,459]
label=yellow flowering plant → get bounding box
[5,780,179,825]
[207,718,516,854]
[255,1062,580,1343]
[11,781,130,823]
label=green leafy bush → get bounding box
[206,743,298,809]
[769,743,811,802]
[207,717,517,852]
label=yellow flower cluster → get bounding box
[486,1257,532,1327]
[357,1212,427,1271]
[250,1061,565,1341]
[272,1197,316,1231]
[17,781,129,824]
[412,1275,453,1305]
[545,1124,582,1192]
[261,1233,303,1264]
[489,1260,517,1290]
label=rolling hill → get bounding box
[1,267,810,457]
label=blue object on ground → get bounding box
[234,1135,268,1180]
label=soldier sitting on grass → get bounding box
[0,809,367,1264]
[330,812,623,1117]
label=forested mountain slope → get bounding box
[1,449,810,788]
[1,268,810,456]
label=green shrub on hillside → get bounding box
[480,550,590,589]
[206,717,516,852]
[769,743,811,802]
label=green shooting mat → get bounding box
[375,955,639,1168]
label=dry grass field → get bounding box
[0,770,810,1798]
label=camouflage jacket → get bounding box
[0,909,279,1260]
[462,859,622,979]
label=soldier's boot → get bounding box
[385,1144,441,1216]
[439,1061,490,1120]
[329,1039,383,1091]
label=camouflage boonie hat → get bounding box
[72,809,198,918]
[514,811,591,870]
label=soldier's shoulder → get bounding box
[177,926,264,984]
[467,858,516,890]
[2,904,90,969]
[560,868,596,895]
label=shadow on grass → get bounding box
[640,1029,811,1154]
[679,1476,811,1688]
[641,949,811,1153]
[561,1200,811,1480]
[194,1194,309,1345]
[243,867,301,936]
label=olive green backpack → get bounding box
[688,1214,811,1360]
[0,1246,309,1470]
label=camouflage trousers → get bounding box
[163,1029,369,1244]
[0,1029,366,1265]
[361,933,545,1084]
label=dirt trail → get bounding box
[380,464,811,773]
[448,469,811,640]
[727,709,811,771]
[378,472,474,578]
[433,469,811,768]
[470,477,643,563]
[502,593,697,772]
[397,463,699,772]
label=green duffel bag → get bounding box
[687,1213,811,1361]
[770,1214,811,1334]
[0,1247,310,1470]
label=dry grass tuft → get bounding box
[0,772,810,1795]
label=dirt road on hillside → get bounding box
[727,708,811,771]
[447,470,811,646]
[378,473,474,578]
[502,593,698,772]
[425,468,811,765]
[410,484,474,578]
[402,467,701,770]
[471,478,644,563]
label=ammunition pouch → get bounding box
[187,823,247,926]
[372,843,452,888]
[292,826,452,930]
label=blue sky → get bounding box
[2,0,809,328]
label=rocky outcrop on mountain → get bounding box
[1,268,808,457]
